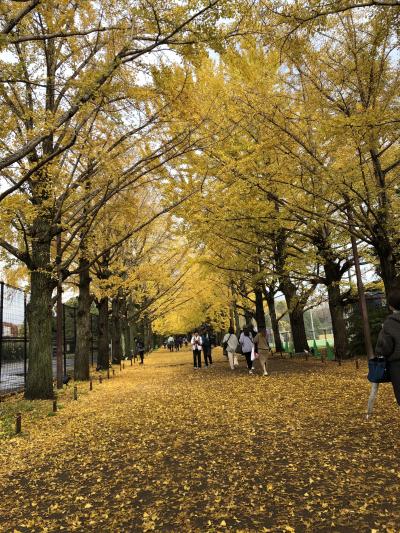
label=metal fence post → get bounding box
[0,281,4,389]
[24,292,27,385]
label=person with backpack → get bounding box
[239,327,254,374]
[191,331,203,369]
[222,327,239,370]
[375,288,400,405]
[253,327,270,376]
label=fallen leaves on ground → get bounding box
[0,349,399,532]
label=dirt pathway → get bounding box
[0,349,399,532]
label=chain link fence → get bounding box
[0,282,98,397]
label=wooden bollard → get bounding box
[356,359,359,369]
[305,352,309,361]
[112,369,115,377]
[123,361,125,370]
[99,375,103,384]
[120,361,122,371]
[107,367,110,379]
[16,412,22,434]
[338,358,342,366]
[73,385,78,400]
[130,358,133,366]
[89,378,93,391]
[321,354,325,364]
[53,399,57,412]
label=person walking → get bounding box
[253,328,270,376]
[167,335,174,352]
[222,327,239,370]
[375,288,400,405]
[191,331,203,369]
[135,337,145,364]
[239,327,254,374]
[201,330,213,367]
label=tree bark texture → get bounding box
[254,286,266,330]
[97,297,109,370]
[111,296,122,363]
[25,218,54,399]
[281,280,309,353]
[327,283,349,359]
[74,258,91,380]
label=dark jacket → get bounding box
[375,313,400,362]
[201,334,211,349]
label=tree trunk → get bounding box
[327,283,349,359]
[265,290,283,352]
[25,219,54,399]
[288,307,309,353]
[111,296,122,363]
[124,321,131,358]
[229,303,235,330]
[74,258,91,380]
[232,300,241,336]
[254,286,266,329]
[281,281,309,353]
[97,297,109,370]
[376,244,400,298]
[145,316,154,351]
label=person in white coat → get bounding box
[222,326,239,370]
[239,328,254,374]
[191,331,203,369]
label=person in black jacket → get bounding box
[375,288,400,404]
[201,330,213,367]
[134,337,145,365]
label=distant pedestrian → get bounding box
[135,337,145,364]
[167,335,174,352]
[201,330,213,367]
[191,331,203,369]
[222,327,239,370]
[253,328,270,376]
[239,328,254,374]
[175,337,181,352]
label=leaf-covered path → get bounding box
[1,349,399,532]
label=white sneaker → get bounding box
[263,371,268,376]
[249,369,254,374]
